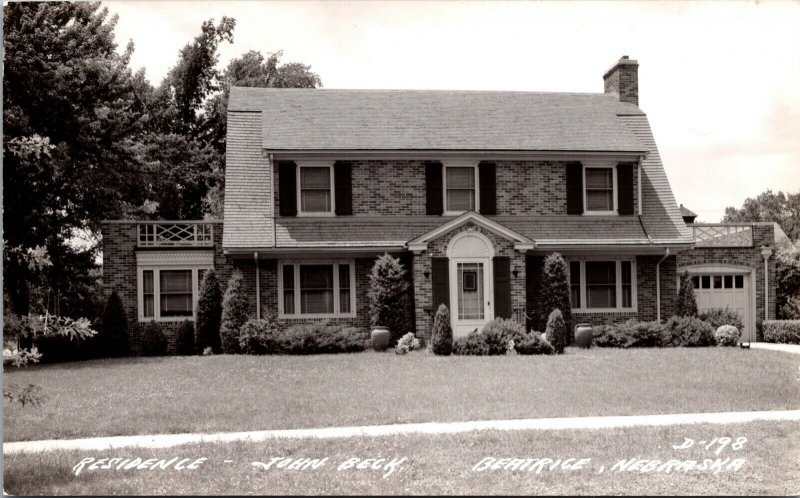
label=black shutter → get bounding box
[479,161,497,215]
[278,161,297,217]
[334,161,353,215]
[493,256,511,319]
[425,161,443,215]
[617,162,634,215]
[566,162,584,215]
[431,257,449,312]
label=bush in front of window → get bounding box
[662,316,715,347]
[394,332,421,355]
[545,309,567,354]
[430,304,453,356]
[676,272,699,318]
[540,253,572,342]
[140,321,167,356]
[698,307,744,334]
[591,320,664,348]
[220,269,250,354]
[279,322,367,354]
[368,254,413,347]
[175,320,195,356]
[515,332,555,356]
[97,290,129,358]
[195,269,222,354]
[238,315,281,354]
[714,325,741,347]
[763,320,800,344]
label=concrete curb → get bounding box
[5,409,800,455]
[749,342,800,354]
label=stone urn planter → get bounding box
[371,326,391,352]
[575,323,593,349]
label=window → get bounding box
[584,167,616,213]
[138,267,210,321]
[298,165,333,214]
[445,166,477,213]
[691,274,746,290]
[569,259,636,311]
[735,275,744,288]
[280,261,356,317]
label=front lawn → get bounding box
[4,348,799,442]
[5,421,799,495]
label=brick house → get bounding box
[102,56,779,352]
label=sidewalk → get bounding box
[5,409,800,455]
[749,342,800,354]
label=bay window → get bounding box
[279,261,356,317]
[568,259,636,311]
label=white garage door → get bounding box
[691,273,753,342]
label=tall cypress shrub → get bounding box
[175,320,195,356]
[540,253,573,342]
[368,254,412,345]
[430,304,453,356]
[676,271,699,317]
[545,309,567,354]
[98,290,129,357]
[195,269,223,354]
[220,269,250,354]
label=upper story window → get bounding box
[279,260,356,318]
[584,166,617,213]
[444,164,479,214]
[298,164,334,214]
[568,259,636,312]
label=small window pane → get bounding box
[585,169,614,211]
[622,286,632,308]
[621,261,632,284]
[587,286,616,308]
[713,276,722,289]
[446,167,476,212]
[161,270,192,293]
[735,275,744,288]
[300,265,334,314]
[198,269,207,286]
[702,275,711,289]
[446,189,475,211]
[159,270,193,317]
[301,190,331,212]
[586,261,616,308]
[339,264,351,313]
[143,270,154,293]
[585,168,613,189]
[283,265,295,314]
[691,276,700,289]
[300,167,331,189]
[446,167,475,189]
[724,275,733,288]
[569,261,581,309]
[143,270,154,318]
[586,190,613,211]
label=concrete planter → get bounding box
[371,326,391,351]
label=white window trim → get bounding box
[296,161,336,216]
[137,266,211,322]
[278,260,357,319]
[583,163,618,215]
[568,258,637,313]
[443,161,480,216]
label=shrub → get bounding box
[698,307,744,333]
[220,270,250,354]
[676,272,699,317]
[97,291,129,357]
[662,316,715,347]
[715,325,740,347]
[763,320,800,344]
[430,304,453,356]
[515,332,555,355]
[195,269,223,354]
[592,324,625,348]
[477,318,529,355]
[140,321,167,356]
[545,309,567,354]
[368,254,413,346]
[278,322,367,354]
[452,332,490,356]
[395,332,421,355]
[175,320,195,356]
[238,314,280,354]
[776,248,800,319]
[540,253,572,341]
[593,321,664,348]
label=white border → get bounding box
[296,160,336,216]
[583,162,618,215]
[443,160,480,216]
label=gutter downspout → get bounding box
[761,247,773,322]
[254,251,261,319]
[656,248,670,323]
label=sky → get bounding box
[105,0,800,223]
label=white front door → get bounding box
[450,257,493,337]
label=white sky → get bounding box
[106,0,800,223]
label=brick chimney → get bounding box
[603,55,639,106]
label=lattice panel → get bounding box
[138,223,213,246]
[692,225,752,247]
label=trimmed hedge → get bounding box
[140,321,167,356]
[698,308,744,333]
[453,318,553,356]
[237,317,367,354]
[763,320,800,344]
[545,309,567,354]
[593,320,664,348]
[430,304,454,356]
[714,325,740,347]
[662,316,715,347]
[515,332,555,355]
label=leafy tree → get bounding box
[195,269,223,353]
[175,320,196,356]
[98,291,129,357]
[540,253,573,342]
[430,304,453,356]
[776,249,800,319]
[545,309,567,354]
[140,321,167,356]
[723,189,800,243]
[368,254,412,346]
[676,272,699,317]
[220,269,250,353]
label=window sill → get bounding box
[278,314,357,320]
[139,316,194,322]
[582,211,618,216]
[296,212,336,217]
[572,308,637,314]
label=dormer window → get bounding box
[444,164,479,214]
[584,166,617,214]
[298,163,334,215]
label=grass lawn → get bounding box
[3,347,799,443]
[4,421,799,495]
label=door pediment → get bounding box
[407,211,534,253]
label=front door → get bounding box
[450,257,493,337]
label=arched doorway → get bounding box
[447,231,494,337]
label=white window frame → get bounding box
[443,161,480,215]
[137,266,211,322]
[296,161,336,216]
[278,260,357,319]
[583,164,618,215]
[567,258,637,312]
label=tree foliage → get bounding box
[723,189,800,243]
[430,304,454,356]
[676,272,699,318]
[545,309,567,354]
[195,269,223,354]
[98,290,129,357]
[220,269,250,354]
[776,249,800,319]
[540,253,573,342]
[368,254,412,346]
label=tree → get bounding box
[676,271,699,317]
[175,320,196,356]
[723,189,800,243]
[430,304,453,356]
[368,254,412,346]
[195,269,223,353]
[545,309,567,354]
[98,291,129,357]
[776,249,800,319]
[220,270,250,353]
[540,253,573,342]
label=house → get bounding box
[102,56,778,351]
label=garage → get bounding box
[690,271,754,342]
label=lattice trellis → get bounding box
[692,225,752,247]
[138,223,213,246]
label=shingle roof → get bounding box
[228,87,647,152]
